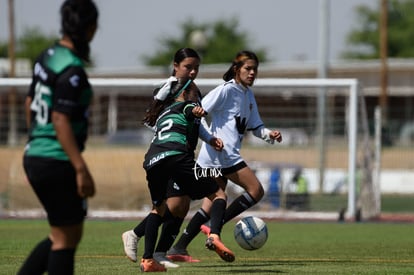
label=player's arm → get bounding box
[197,112,224,151]
[52,111,95,198]
[248,92,282,144]
[183,103,222,150]
[208,136,224,151]
[251,125,282,144]
[183,103,206,118]
[53,66,95,198]
[25,75,36,130]
[52,111,87,173]
[25,96,32,130]
[269,130,282,142]
[198,86,228,150]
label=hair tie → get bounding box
[155,76,177,101]
[174,79,192,98]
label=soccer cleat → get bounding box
[205,234,235,262]
[166,247,201,263]
[200,224,211,235]
[140,258,167,272]
[121,230,139,262]
[153,252,180,268]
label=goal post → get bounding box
[252,78,360,219]
[0,77,373,220]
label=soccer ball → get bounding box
[234,216,268,250]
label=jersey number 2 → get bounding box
[157,119,173,140]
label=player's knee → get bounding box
[207,188,226,202]
[167,197,190,217]
[169,203,189,218]
[257,184,265,199]
[248,183,264,202]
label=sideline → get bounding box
[4,209,414,223]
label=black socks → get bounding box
[18,237,76,275]
[133,215,148,238]
[223,192,257,223]
[173,208,210,250]
[18,237,52,275]
[47,248,75,275]
[143,213,163,259]
[155,212,184,253]
[209,198,226,235]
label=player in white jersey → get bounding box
[168,50,282,261]
[197,78,271,168]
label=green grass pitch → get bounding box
[1,219,413,274]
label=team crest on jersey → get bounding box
[235,116,247,134]
[69,75,80,87]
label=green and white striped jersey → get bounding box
[25,43,93,160]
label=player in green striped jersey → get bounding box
[138,77,234,272]
[19,1,98,274]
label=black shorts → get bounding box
[221,161,247,175]
[176,161,248,190]
[23,156,87,226]
[145,154,219,206]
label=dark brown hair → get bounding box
[143,77,192,127]
[60,0,98,61]
[172,48,201,76]
[223,50,259,81]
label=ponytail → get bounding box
[60,0,98,61]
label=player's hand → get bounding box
[76,167,96,198]
[192,106,206,118]
[209,137,224,151]
[270,130,282,143]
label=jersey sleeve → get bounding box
[201,83,227,113]
[183,102,197,119]
[52,66,90,116]
[246,91,264,131]
[247,91,275,144]
[198,117,214,143]
[27,73,36,99]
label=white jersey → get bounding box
[197,79,272,168]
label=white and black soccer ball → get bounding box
[234,216,268,250]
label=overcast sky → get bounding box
[1,0,376,70]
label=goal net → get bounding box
[0,77,378,220]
